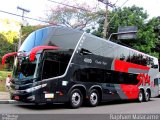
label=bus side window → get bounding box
[101,42,115,58]
[159,61,160,72]
[154,78,159,86]
[81,34,103,56]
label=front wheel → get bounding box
[69,89,83,108]
[88,89,99,107]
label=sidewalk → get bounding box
[0,92,16,104]
[0,92,10,100]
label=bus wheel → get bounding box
[69,89,83,108]
[88,89,99,107]
[144,90,150,102]
[138,89,144,102]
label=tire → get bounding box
[69,89,83,108]
[144,90,150,102]
[138,89,144,102]
[88,89,99,107]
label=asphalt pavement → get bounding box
[1,97,160,114]
[1,94,160,120]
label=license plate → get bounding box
[45,93,54,99]
[14,96,19,100]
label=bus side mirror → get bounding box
[151,64,158,69]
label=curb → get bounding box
[0,100,17,104]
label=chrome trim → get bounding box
[14,83,47,93]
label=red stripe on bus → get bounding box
[114,59,150,99]
[114,59,149,73]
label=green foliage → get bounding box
[0,33,16,65]
[0,31,18,43]
[0,71,12,80]
[92,5,160,58]
[0,80,6,91]
[0,70,12,91]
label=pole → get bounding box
[98,0,115,39]
[17,6,30,50]
[18,23,22,50]
[103,1,108,39]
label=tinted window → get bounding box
[154,78,159,86]
[115,47,129,61]
[80,34,102,56]
[126,52,149,66]
[42,50,72,79]
[20,27,83,52]
[44,27,83,49]
[73,68,139,85]
[35,29,43,46]
[101,41,115,58]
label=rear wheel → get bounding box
[144,90,150,102]
[88,89,99,107]
[138,89,144,102]
[69,89,83,108]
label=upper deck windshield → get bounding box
[19,26,83,52]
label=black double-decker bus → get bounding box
[2,26,159,108]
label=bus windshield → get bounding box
[13,54,40,80]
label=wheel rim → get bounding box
[90,92,98,105]
[72,92,81,106]
[139,92,143,101]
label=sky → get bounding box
[0,0,160,27]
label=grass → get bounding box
[0,71,12,92]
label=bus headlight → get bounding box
[26,83,47,93]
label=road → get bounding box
[1,97,160,114]
[1,98,160,120]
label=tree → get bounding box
[1,31,18,43]
[0,33,16,67]
[148,17,160,55]
[47,5,104,30]
[92,6,160,58]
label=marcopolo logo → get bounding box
[84,58,92,63]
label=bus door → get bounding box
[41,50,72,101]
[40,51,65,102]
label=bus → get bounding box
[2,26,159,108]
